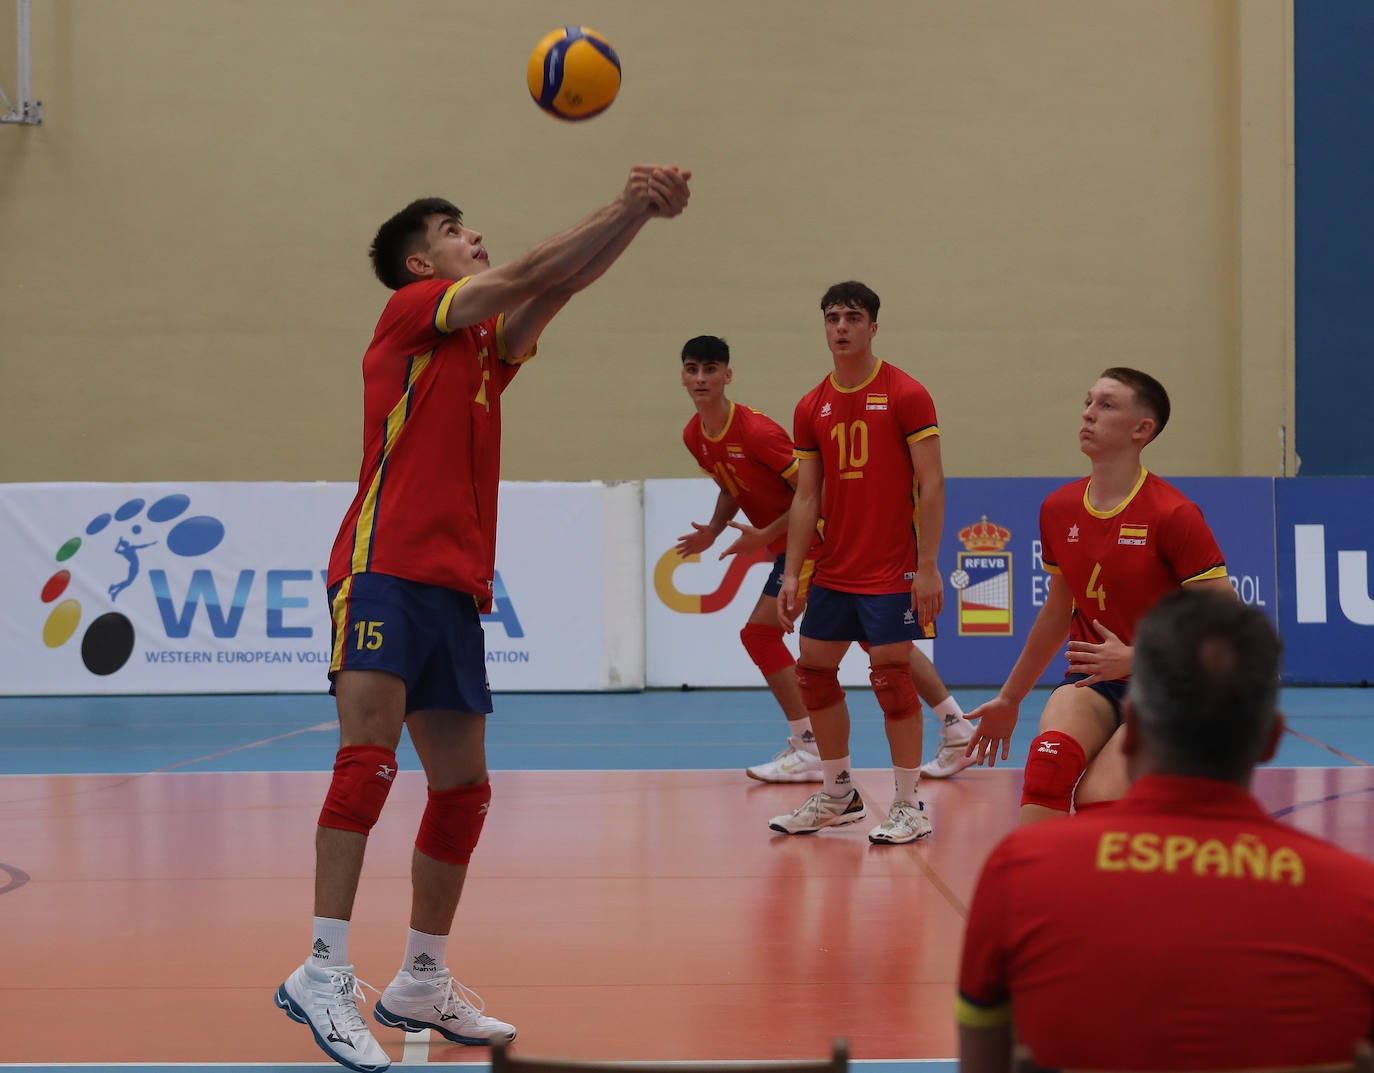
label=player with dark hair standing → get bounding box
[771,280,958,845]
[676,334,974,783]
[275,165,691,1073]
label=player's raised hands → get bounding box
[965,695,1017,767]
[625,165,691,218]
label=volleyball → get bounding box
[526,26,622,121]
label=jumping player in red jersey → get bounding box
[958,590,1374,1073]
[675,334,975,785]
[769,281,960,845]
[965,368,1233,825]
[275,166,692,1073]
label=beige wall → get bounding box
[0,0,1294,484]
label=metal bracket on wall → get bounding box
[0,1,42,125]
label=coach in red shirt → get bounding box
[958,589,1374,1072]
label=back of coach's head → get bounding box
[1124,589,1285,786]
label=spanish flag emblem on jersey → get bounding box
[866,393,889,411]
[1118,523,1148,546]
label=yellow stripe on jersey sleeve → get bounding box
[794,447,821,461]
[1182,565,1229,584]
[906,423,940,444]
[434,278,471,334]
[956,994,1012,1029]
[1043,562,1062,575]
[349,352,433,574]
[781,458,800,481]
[496,311,538,365]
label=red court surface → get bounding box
[3,763,1372,1066]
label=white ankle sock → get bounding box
[311,916,350,968]
[822,757,854,797]
[788,718,816,751]
[401,927,448,979]
[933,697,974,739]
[893,765,922,804]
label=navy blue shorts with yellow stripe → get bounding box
[760,552,817,600]
[800,582,935,646]
[327,572,493,715]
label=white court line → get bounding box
[401,1027,433,1064]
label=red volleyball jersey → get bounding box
[958,776,1374,1070]
[327,278,534,608]
[682,402,799,557]
[793,360,939,593]
[1038,469,1227,657]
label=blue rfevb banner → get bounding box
[934,477,1277,687]
[1276,478,1374,684]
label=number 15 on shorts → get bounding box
[353,620,384,651]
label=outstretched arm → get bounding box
[442,165,689,340]
[501,167,691,358]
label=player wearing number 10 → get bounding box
[771,281,951,845]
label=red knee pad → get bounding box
[319,745,398,834]
[869,662,920,721]
[796,664,844,711]
[415,781,492,865]
[740,622,794,677]
[1021,732,1088,812]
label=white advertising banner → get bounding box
[0,481,633,695]
[643,479,928,688]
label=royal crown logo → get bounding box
[958,515,1012,552]
[952,516,1013,636]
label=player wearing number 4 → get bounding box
[275,166,691,1073]
[771,281,973,845]
[965,368,1233,825]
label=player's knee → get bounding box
[869,662,920,721]
[740,622,794,677]
[415,780,492,865]
[1020,732,1088,812]
[796,664,844,711]
[319,745,398,834]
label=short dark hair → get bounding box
[369,197,461,291]
[681,335,730,365]
[820,281,880,321]
[1101,367,1170,441]
[1130,588,1281,781]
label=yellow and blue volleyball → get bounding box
[526,26,622,121]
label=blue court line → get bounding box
[0,686,1369,776]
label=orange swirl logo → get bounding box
[653,546,772,613]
